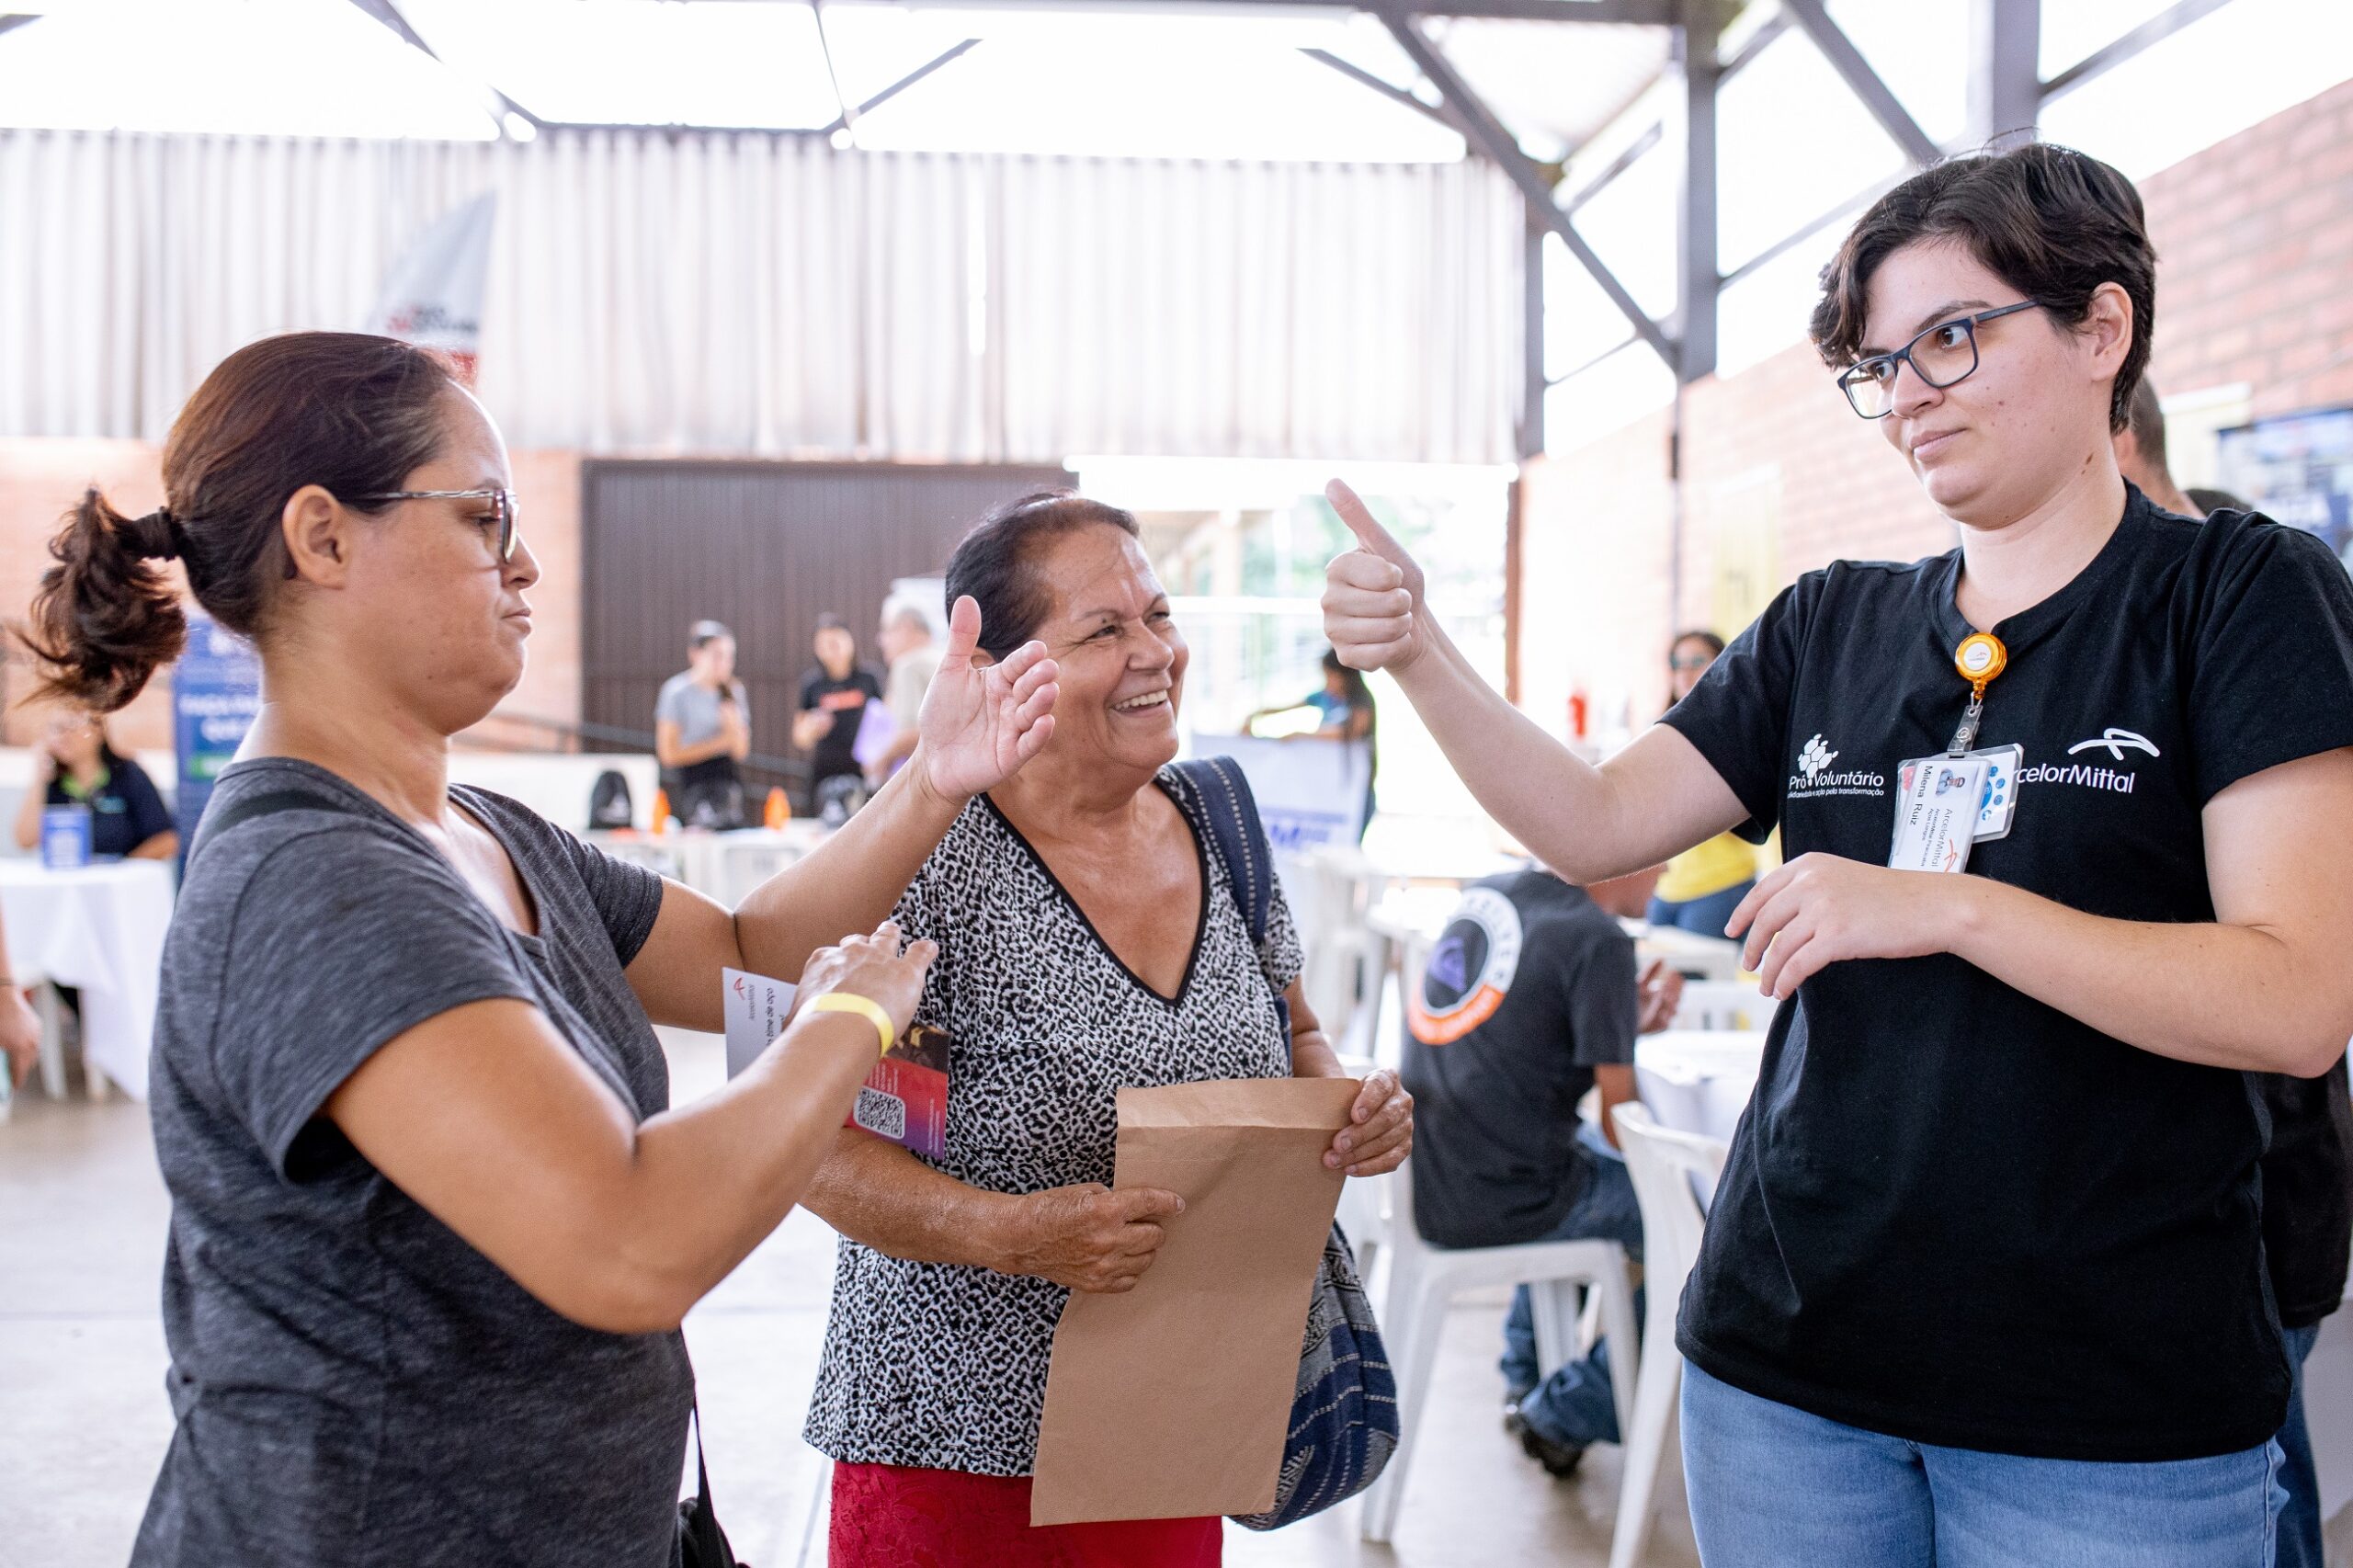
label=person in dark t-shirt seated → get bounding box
[1402,861,1681,1476]
[13,710,176,860]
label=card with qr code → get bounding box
[724,968,950,1161]
[848,1023,950,1160]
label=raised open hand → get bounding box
[1320,479,1431,673]
[913,595,1060,801]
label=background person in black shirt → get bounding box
[794,612,885,815]
[2111,375,2352,1568]
[12,709,177,860]
[1323,142,2353,1565]
[1402,862,1679,1477]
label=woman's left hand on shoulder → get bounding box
[1327,1068,1412,1177]
[1728,853,1965,1001]
[913,595,1061,801]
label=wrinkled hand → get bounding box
[1320,479,1430,674]
[795,919,939,1042]
[0,983,37,1089]
[1636,959,1684,1035]
[1326,1068,1412,1177]
[997,1183,1187,1293]
[1728,854,1963,1000]
[914,596,1060,801]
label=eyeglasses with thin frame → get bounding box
[346,488,521,562]
[1836,301,2044,419]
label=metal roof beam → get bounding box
[344,0,544,134]
[1780,0,1939,166]
[822,37,981,135]
[1381,9,1679,370]
[1718,6,1790,77]
[1299,47,1466,134]
[2040,0,2234,103]
[1560,118,1661,215]
[0,14,40,39]
[907,0,1677,21]
[1967,0,2037,145]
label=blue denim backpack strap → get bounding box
[1167,756,1291,1051]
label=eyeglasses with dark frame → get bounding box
[1836,301,2044,420]
[346,488,521,562]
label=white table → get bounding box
[1634,1028,1766,1146]
[585,824,827,908]
[0,858,174,1101]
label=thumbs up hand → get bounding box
[1321,479,1430,674]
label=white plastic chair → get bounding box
[1607,1102,1729,1568]
[1359,1153,1639,1542]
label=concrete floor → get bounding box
[0,1029,1699,1568]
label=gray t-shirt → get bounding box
[655,671,747,749]
[132,758,688,1568]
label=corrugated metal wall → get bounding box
[583,460,1068,801]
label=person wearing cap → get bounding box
[654,619,750,828]
[1322,142,2353,1563]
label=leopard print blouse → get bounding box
[803,765,1305,1476]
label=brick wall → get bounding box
[1519,75,2353,732]
[0,442,583,752]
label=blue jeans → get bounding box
[1499,1126,1643,1448]
[1648,881,1755,939]
[2278,1322,2322,1568]
[1680,1360,2285,1567]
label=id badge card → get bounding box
[1890,755,1987,873]
[1970,744,2023,843]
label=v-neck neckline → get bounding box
[982,774,1211,1010]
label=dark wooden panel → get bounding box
[582,460,1068,802]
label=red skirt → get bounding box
[829,1460,1223,1568]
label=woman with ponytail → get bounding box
[41,332,1059,1568]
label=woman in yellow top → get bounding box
[1647,631,1756,934]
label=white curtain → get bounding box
[0,130,1521,463]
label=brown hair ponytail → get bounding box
[19,332,459,713]
[24,489,188,711]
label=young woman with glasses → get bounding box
[1322,142,2353,1563]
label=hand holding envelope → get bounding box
[1029,1076,1360,1526]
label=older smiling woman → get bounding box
[803,493,1413,1567]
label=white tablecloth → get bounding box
[0,858,174,1100]
[1634,1028,1767,1145]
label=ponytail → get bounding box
[22,488,188,712]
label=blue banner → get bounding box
[173,611,261,854]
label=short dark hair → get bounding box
[945,492,1142,661]
[2126,375,2169,471]
[1670,629,1726,661]
[813,613,848,634]
[1811,142,2155,433]
[24,332,457,710]
[688,619,733,649]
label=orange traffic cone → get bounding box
[764,787,790,830]
[650,788,671,835]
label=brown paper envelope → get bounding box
[1029,1075,1358,1527]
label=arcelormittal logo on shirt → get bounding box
[1788,734,1888,800]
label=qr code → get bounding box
[854,1086,906,1141]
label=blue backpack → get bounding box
[1170,757,1400,1530]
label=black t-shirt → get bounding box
[50,755,175,858]
[1663,489,2353,1462]
[1399,871,1636,1249]
[799,665,884,783]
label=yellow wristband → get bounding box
[809,992,896,1057]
